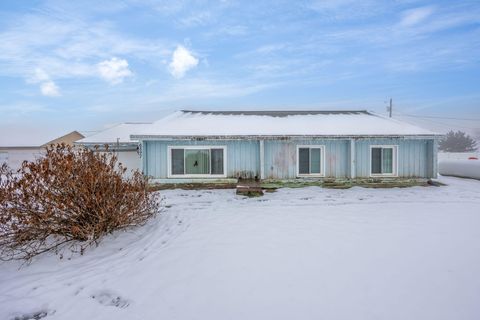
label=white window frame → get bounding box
[167,146,227,178]
[369,145,398,177]
[296,145,326,178]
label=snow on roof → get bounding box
[0,129,83,148]
[132,110,440,138]
[77,123,152,144]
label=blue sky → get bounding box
[0,0,479,143]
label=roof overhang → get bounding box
[74,142,139,151]
[131,134,443,141]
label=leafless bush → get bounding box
[0,144,160,261]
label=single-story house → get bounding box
[0,131,84,170]
[75,123,151,176]
[130,110,441,183]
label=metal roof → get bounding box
[181,110,371,117]
[76,122,152,145]
[131,110,441,138]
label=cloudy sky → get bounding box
[0,0,479,143]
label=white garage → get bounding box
[75,123,151,177]
[0,131,84,171]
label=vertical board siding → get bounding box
[143,138,436,180]
[426,140,438,178]
[144,140,259,179]
[263,139,350,179]
[354,138,430,178]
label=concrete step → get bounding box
[236,180,263,197]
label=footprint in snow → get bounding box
[91,291,130,308]
[74,286,84,296]
[11,309,52,320]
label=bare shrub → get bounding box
[0,144,160,261]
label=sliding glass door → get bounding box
[169,146,226,178]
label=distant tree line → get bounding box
[439,130,477,152]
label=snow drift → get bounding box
[1,176,480,320]
[439,159,480,180]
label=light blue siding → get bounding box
[143,140,259,179]
[263,139,350,179]
[354,138,430,178]
[142,137,437,180]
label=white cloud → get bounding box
[136,77,278,106]
[97,57,133,84]
[179,11,213,27]
[307,0,385,20]
[400,6,435,27]
[168,45,199,79]
[206,25,248,37]
[40,81,60,96]
[0,12,168,84]
[33,68,50,82]
[256,44,287,54]
[29,68,61,97]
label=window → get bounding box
[171,149,184,175]
[168,146,226,177]
[297,146,325,177]
[185,149,210,174]
[370,145,397,176]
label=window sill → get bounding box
[369,174,398,178]
[168,174,228,179]
[297,174,325,178]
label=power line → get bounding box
[400,114,480,121]
[399,115,479,131]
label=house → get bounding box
[130,110,441,183]
[0,131,84,170]
[75,123,151,176]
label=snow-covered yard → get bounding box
[1,177,480,320]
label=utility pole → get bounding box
[388,98,393,118]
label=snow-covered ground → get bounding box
[1,176,480,320]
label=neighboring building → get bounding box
[131,110,442,183]
[0,146,41,170]
[0,131,84,170]
[43,131,85,147]
[75,123,151,176]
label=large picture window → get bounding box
[297,146,325,177]
[370,145,397,176]
[169,146,226,177]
